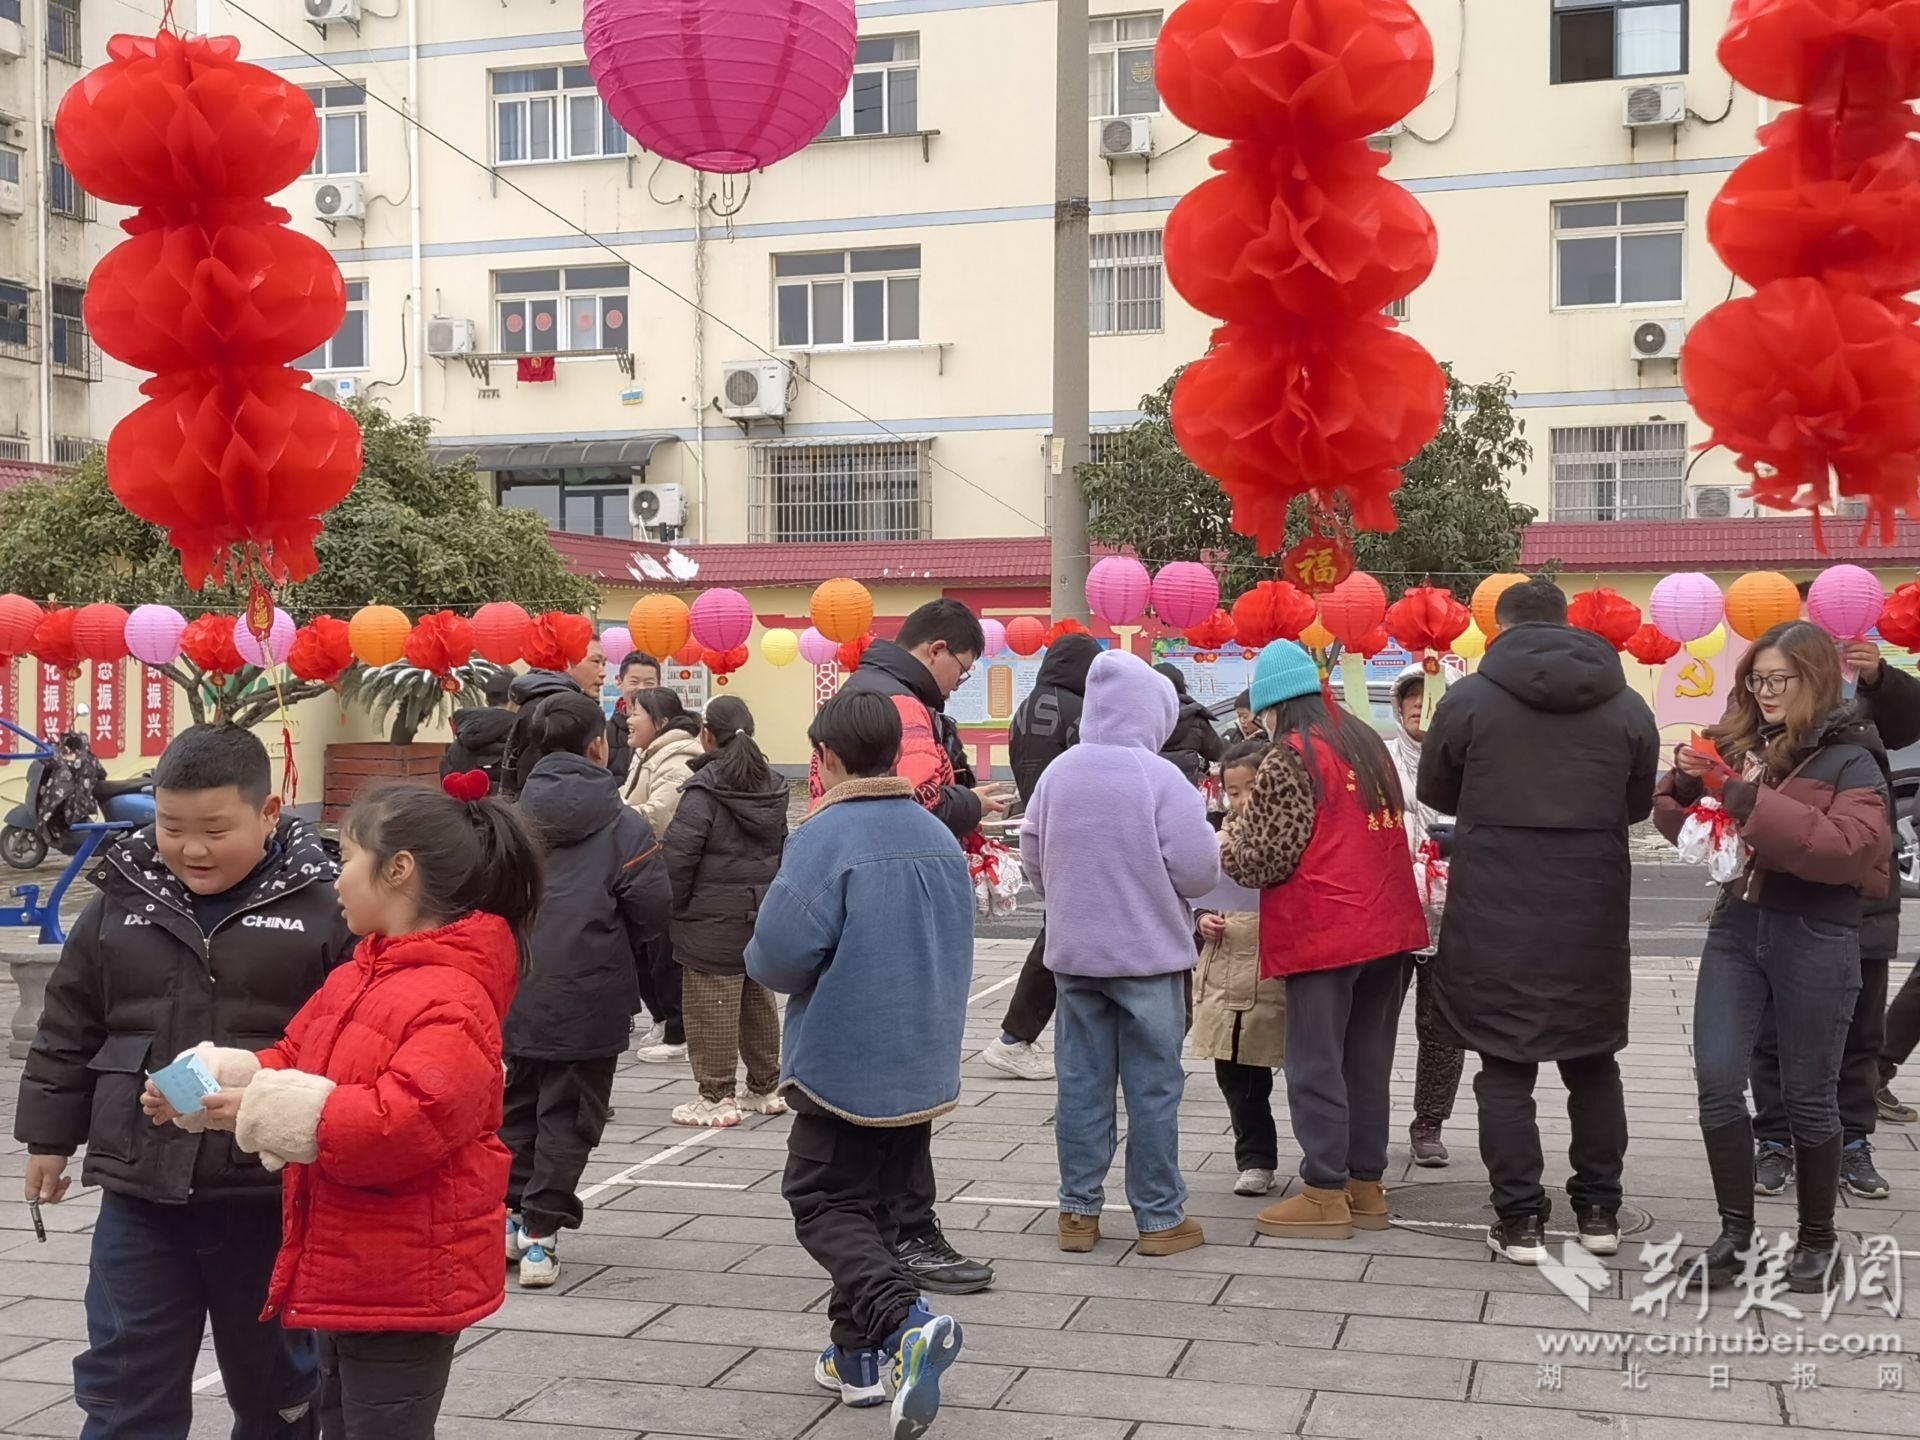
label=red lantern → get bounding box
[73,603,131,663]
[471,602,531,666]
[1625,623,1683,669]
[703,644,749,677]
[180,613,244,677]
[1568,588,1643,651]
[404,611,475,685]
[32,610,82,674]
[1005,617,1046,657]
[287,616,353,684]
[1355,625,1391,659]
[1318,572,1387,651]
[1385,585,1471,655]
[0,595,44,659]
[837,633,875,671]
[1184,609,1238,651]
[1043,618,1090,648]
[1281,534,1355,595]
[1231,581,1317,650]
[523,612,593,671]
[671,638,706,668]
[1878,582,1920,651]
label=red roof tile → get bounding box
[1522,518,1920,573]
[0,460,66,494]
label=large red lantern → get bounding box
[404,611,475,686]
[180,613,243,677]
[72,603,130,663]
[1567,587,1643,652]
[0,595,44,659]
[32,610,82,675]
[471,602,531,667]
[1317,572,1387,651]
[1625,623,1683,670]
[287,616,353,684]
[523,612,593,672]
[1230,581,1316,650]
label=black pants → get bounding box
[1475,1052,1627,1221]
[318,1332,457,1440]
[1282,954,1411,1188]
[1412,958,1464,1124]
[502,1054,618,1237]
[999,924,1056,1044]
[636,940,685,1044]
[1214,1059,1278,1172]
[783,1111,929,1351]
[1754,955,1887,1147]
[1885,955,1920,1080]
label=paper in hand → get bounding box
[148,1053,219,1116]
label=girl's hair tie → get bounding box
[442,770,491,804]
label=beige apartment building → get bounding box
[184,0,1763,553]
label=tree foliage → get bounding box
[1081,366,1537,602]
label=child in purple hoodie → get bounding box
[1020,649,1220,1257]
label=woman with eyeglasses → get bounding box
[1654,620,1891,1295]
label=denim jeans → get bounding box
[1695,898,1860,1144]
[1053,970,1189,1233]
[1751,956,1887,1147]
[76,1190,319,1440]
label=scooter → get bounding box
[0,720,151,943]
[1,722,154,870]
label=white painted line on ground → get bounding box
[577,1131,717,1203]
[943,1194,1054,1208]
[967,974,1019,1006]
[612,1178,751,1191]
[191,1369,223,1394]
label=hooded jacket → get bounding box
[1021,651,1221,978]
[1007,634,1101,804]
[1155,664,1228,784]
[1417,623,1660,1061]
[623,720,705,837]
[506,751,670,1059]
[14,816,351,1203]
[664,753,790,976]
[1387,665,1454,856]
[500,670,584,798]
[1842,662,1920,958]
[442,705,516,787]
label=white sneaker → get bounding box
[738,1090,789,1116]
[518,1236,559,1288]
[634,1021,666,1051]
[671,1096,742,1128]
[505,1214,530,1263]
[1233,1167,1276,1196]
[982,1037,1055,1081]
[636,1042,688,1065]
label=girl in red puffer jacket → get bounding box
[145,776,541,1439]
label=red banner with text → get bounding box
[0,658,12,766]
[140,666,172,758]
[37,661,68,741]
[90,660,123,760]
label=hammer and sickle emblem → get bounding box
[1675,659,1714,699]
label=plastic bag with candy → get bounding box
[1676,796,1750,885]
[964,834,1024,918]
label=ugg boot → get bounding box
[1255,1184,1353,1240]
[1057,1213,1100,1253]
[1700,1118,1757,1289]
[1346,1179,1390,1231]
[1135,1217,1205,1256]
[1787,1134,1843,1294]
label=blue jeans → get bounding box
[1053,971,1189,1233]
[1695,899,1860,1144]
[76,1190,319,1440]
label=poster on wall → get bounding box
[37,661,68,741]
[663,660,710,715]
[1150,640,1256,708]
[90,661,124,760]
[140,665,172,758]
[948,641,1116,727]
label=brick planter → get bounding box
[323,743,447,822]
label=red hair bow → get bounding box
[442,770,490,804]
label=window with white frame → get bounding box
[1089,230,1163,335]
[820,35,919,138]
[305,85,367,176]
[749,440,928,542]
[1550,423,1687,521]
[1553,0,1686,84]
[495,265,630,354]
[48,129,88,220]
[46,0,78,65]
[296,280,368,372]
[493,66,626,165]
[1553,195,1684,307]
[1089,13,1161,117]
[774,247,920,349]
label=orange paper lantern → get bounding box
[629,594,692,659]
[1300,618,1334,650]
[471,601,531,666]
[1471,573,1529,637]
[811,577,874,643]
[1725,570,1803,640]
[348,604,409,666]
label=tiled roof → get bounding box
[1523,518,1920,573]
[0,460,66,494]
[551,532,1060,588]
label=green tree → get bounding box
[0,402,598,731]
[1081,366,1537,602]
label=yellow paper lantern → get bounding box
[347,604,408,667]
[1686,623,1727,660]
[1300,618,1334,650]
[811,577,874,643]
[628,594,691,659]
[1472,573,1529,637]
[1452,622,1487,661]
[761,627,800,667]
[1726,570,1802,640]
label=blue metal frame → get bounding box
[0,720,134,944]
[0,716,51,765]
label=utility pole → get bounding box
[1049,0,1092,623]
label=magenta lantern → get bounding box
[125,604,188,666]
[980,617,1007,658]
[799,626,839,666]
[1086,555,1152,626]
[1648,572,1724,643]
[583,0,857,175]
[601,625,634,671]
[233,608,297,669]
[1150,562,1220,629]
[1807,564,1887,641]
[691,587,755,652]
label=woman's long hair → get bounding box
[632,687,698,740]
[1262,691,1404,814]
[702,695,774,791]
[1706,620,1844,775]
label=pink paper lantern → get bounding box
[980,617,1007,658]
[1648,572,1724,643]
[583,0,857,175]
[799,626,839,666]
[1150,562,1221,629]
[1086,555,1152,626]
[125,604,188,666]
[233,608,297,669]
[600,625,634,671]
[1807,564,1886,641]
[691,587,755,652]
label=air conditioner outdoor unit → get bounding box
[719,359,791,421]
[1623,81,1686,127]
[1099,115,1152,159]
[0,19,23,59]
[1630,317,1685,361]
[1692,486,1756,520]
[630,483,687,532]
[426,317,475,357]
[306,0,361,23]
[312,179,365,221]
[310,375,359,401]
[0,180,21,216]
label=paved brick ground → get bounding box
[0,866,1915,1437]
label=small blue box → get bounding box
[148,1054,219,1115]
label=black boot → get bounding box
[1699,1118,1757,1289]
[1787,1133,1843,1294]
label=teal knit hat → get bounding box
[1249,640,1321,713]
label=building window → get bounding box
[0,436,26,461]
[774,247,920,349]
[1550,423,1687,521]
[48,281,93,378]
[1089,13,1161,117]
[496,471,632,540]
[1553,0,1686,84]
[0,279,30,361]
[305,85,367,176]
[1089,230,1163,335]
[1384,296,1410,321]
[0,2,20,21]
[1553,195,1684,308]
[45,0,78,64]
[48,131,89,221]
[750,440,927,542]
[494,265,629,353]
[493,66,626,165]
[821,35,919,138]
[51,435,94,465]
[296,280,368,372]
[0,148,18,186]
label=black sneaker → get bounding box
[1842,1141,1891,1199]
[1754,1143,1795,1196]
[1877,1083,1919,1125]
[895,1225,995,1295]
[1573,1205,1620,1256]
[1486,1212,1547,1266]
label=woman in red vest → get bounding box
[1221,640,1428,1240]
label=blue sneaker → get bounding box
[505,1214,528,1264]
[889,1304,963,1440]
[814,1344,886,1407]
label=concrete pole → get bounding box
[1049,0,1092,623]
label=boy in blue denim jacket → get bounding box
[746,689,973,1440]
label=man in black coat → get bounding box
[443,669,517,786]
[501,669,584,798]
[1418,580,1660,1265]
[17,724,353,1438]
[605,651,662,784]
